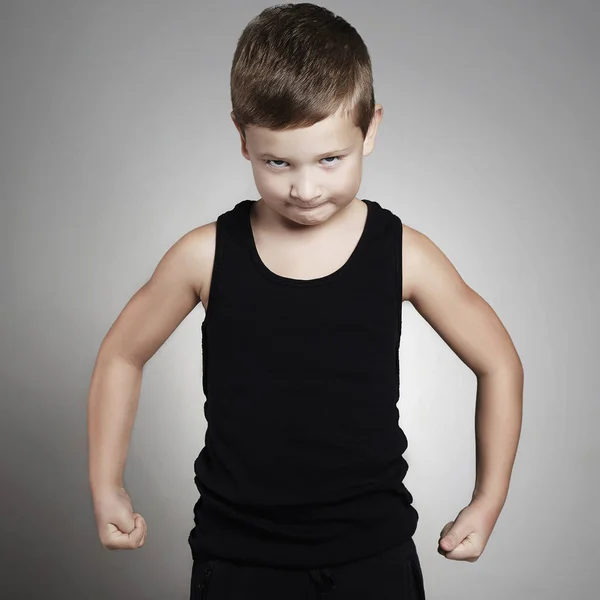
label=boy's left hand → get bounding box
[437,498,502,562]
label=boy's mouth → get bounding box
[296,201,326,209]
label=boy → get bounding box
[88,4,524,599]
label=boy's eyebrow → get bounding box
[259,147,351,160]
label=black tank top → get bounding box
[188,198,418,569]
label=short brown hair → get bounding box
[230,3,375,140]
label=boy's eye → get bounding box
[264,156,343,169]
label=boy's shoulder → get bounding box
[181,221,217,301]
[401,220,469,309]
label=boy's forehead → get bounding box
[246,114,361,154]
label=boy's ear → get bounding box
[363,104,383,157]
[231,111,250,160]
[230,111,240,132]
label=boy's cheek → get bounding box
[254,176,283,199]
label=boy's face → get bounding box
[232,104,383,228]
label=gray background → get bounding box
[1,1,598,598]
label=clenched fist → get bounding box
[91,485,147,551]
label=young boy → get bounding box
[88,4,524,599]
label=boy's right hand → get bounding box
[91,485,147,551]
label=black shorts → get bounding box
[190,537,426,599]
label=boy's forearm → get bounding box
[470,364,524,514]
[87,351,143,492]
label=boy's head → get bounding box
[229,3,383,228]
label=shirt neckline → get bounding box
[244,199,373,287]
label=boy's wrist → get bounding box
[89,479,124,494]
[470,490,506,516]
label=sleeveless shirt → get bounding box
[188,198,418,569]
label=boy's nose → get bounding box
[291,179,322,204]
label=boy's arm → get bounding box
[402,224,524,514]
[87,225,212,493]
